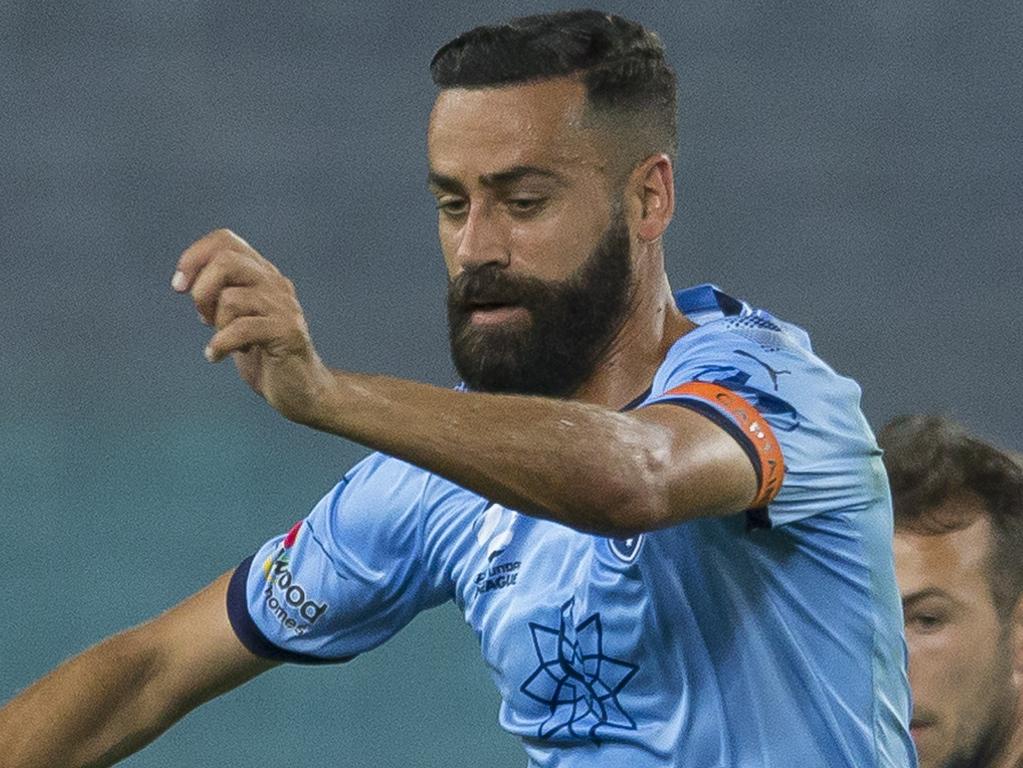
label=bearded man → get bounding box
[0,11,914,767]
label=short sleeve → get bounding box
[642,316,885,527]
[227,454,452,664]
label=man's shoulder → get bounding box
[654,309,839,405]
[656,286,871,448]
[660,286,881,526]
[671,284,814,356]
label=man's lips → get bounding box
[468,303,528,324]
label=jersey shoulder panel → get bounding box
[646,310,884,526]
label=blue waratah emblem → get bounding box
[519,598,639,742]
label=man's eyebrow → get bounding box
[902,587,957,610]
[427,171,464,194]
[427,165,565,193]
[481,165,565,187]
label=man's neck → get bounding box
[573,272,695,410]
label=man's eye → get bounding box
[436,198,467,216]
[908,613,947,633]
[507,197,546,215]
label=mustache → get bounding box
[447,265,551,309]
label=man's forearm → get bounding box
[0,572,273,768]
[0,630,178,768]
[171,231,756,531]
[306,370,678,535]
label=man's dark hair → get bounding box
[879,414,1023,619]
[430,10,678,169]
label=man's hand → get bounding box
[172,229,333,424]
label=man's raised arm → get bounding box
[0,572,277,768]
[170,229,759,538]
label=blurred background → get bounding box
[1,1,1020,765]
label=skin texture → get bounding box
[894,496,1023,768]
[0,76,760,766]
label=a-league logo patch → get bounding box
[473,503,523,598]
[607,534,643,563]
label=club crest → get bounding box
[608,535,643,563]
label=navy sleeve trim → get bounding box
[645,397,773,529]
[226,554,354,666]
[620,385,653,412]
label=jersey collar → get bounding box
[673,283,749,325]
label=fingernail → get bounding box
[171,271,187,292]
[204,345,214,362]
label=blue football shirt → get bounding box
[227,284,916,767]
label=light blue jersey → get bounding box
[227,284,916,767]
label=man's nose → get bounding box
[453,202,510,273]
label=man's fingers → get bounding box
[172,229,278,293]
[213,286,271,330]
[172,229,248,292]
[204,317,276,363]
[190,252,273,324]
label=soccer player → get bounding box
[881,415,1023,768]
[0,11,915,767]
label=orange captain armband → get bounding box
[662,381,785,508]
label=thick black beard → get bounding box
[446,211,632,397]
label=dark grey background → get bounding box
[2,1,1020,766]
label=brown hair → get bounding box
[879,414,1023,619]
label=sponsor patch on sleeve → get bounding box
[259,521,330,635]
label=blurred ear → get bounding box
[626,154,675,243]
[1011,596,1023,688]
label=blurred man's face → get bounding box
[894,498,1019,768]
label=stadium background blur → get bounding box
[1,2,1021,765]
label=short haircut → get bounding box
[879,414,1023,619]
[430,10,678,170]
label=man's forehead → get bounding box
[427,78,606,177]
[894,512,995,596]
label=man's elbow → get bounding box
[581,448,751,536]
[580,449,679,537]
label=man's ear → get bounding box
[626,154,675,242]
[1011,595,1023,688]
